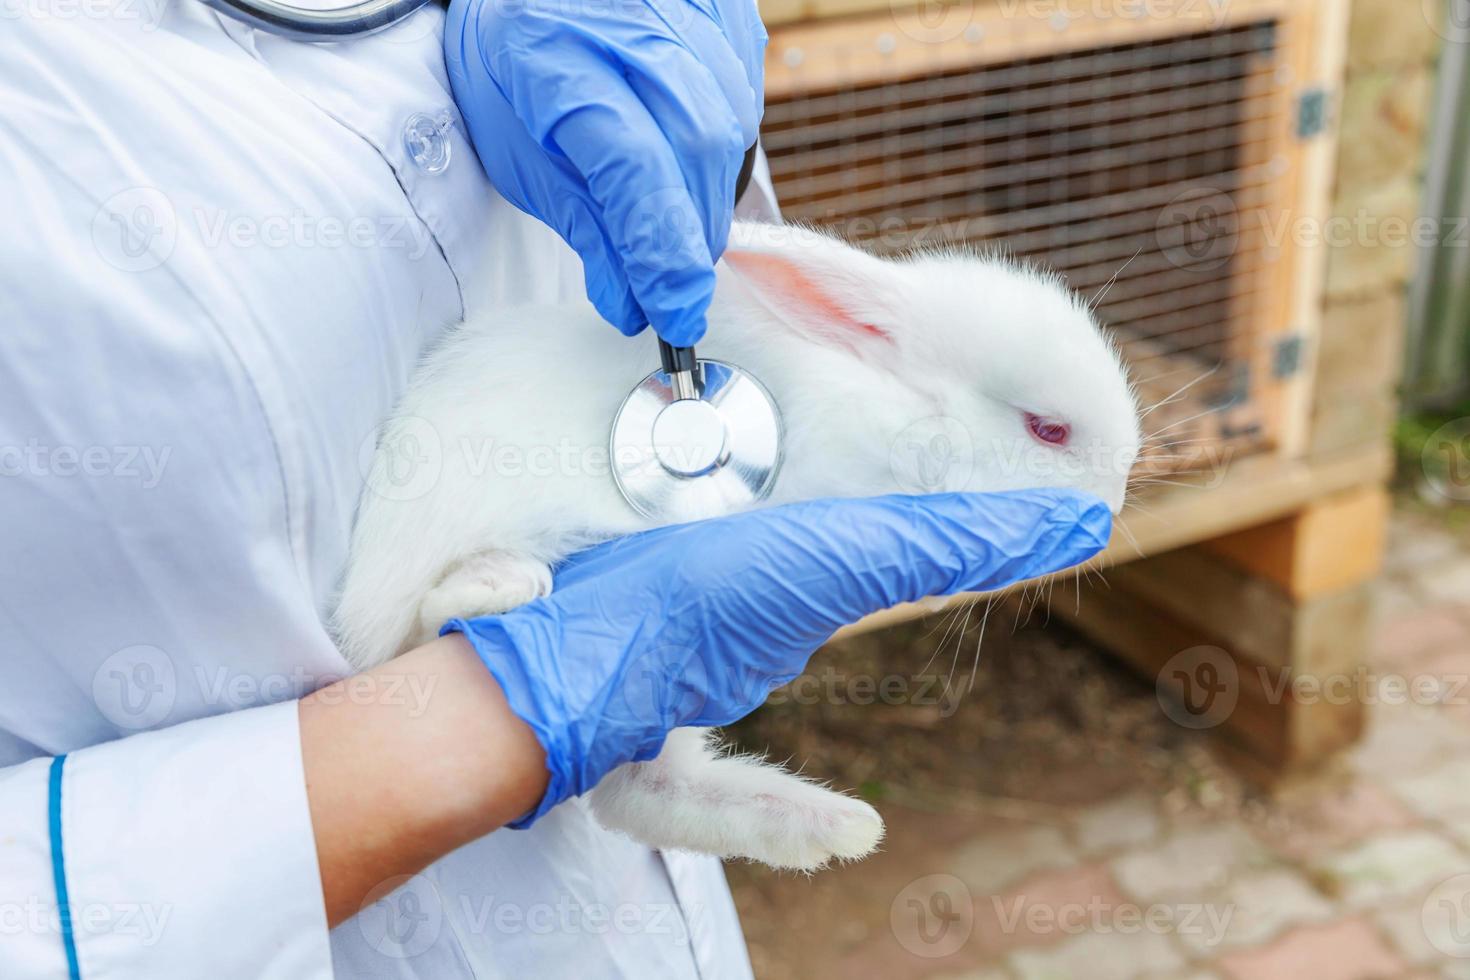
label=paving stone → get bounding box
[1007,926,1185,980]
[1415,559,1470,610]
[953,824,1077,896]
[1217,916,1407,980]
[1385,515,1465,576]
[1310,830,1467,907]
[1111,825,1271,903]
[1074,793,1163,856]
[1374,579,1427,623]
[1373,605,1470,667]
[1388,757,1470,821]
[1349,702,1470,777]
[1415,649,1470,731]
[1439,815,1470,853]
[1421,872,1470,968]
[1380,882,1470,980]
[1379,900,1444,966]
[1175,869,1334,957]
[972,862,1130,958]
[1258,779,1419,863]
[1409,659,1470,735]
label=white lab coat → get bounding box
[0,2,768,976]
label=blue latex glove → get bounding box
[444,489,1111,827]
[444,0,766,345]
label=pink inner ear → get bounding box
[725,250,888,343]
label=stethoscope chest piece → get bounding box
[610,341,783,522]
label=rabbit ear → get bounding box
[721,225,903,354]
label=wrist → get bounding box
[408,634,550,829]
[301,634,549,925]
[441,619,573,828]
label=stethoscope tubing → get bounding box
[198,0,438,41]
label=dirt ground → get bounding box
[721,503,1470,980]
[723,602,1261,979]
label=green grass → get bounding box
[1392,399,1470,532]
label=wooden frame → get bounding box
[762,0,1293,76]
[839,443,1390,639]
[761,0,1350,466]
[762,0,1377,771]
[837,448,1391,774]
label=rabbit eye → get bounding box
[1025,413,1071,447]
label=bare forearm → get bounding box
[299,633,548,926]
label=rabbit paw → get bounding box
[416,552,552,642]
[755,789,885,871]
[592,743,884,872]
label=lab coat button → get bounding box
[404,111,453,175]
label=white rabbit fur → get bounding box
[335,222,1140,870]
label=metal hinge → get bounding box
[1273,334,1306,378]
[1297,88,1330,139]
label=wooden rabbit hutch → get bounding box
[769,0,1392,771]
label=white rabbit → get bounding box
[335,222,1141,871]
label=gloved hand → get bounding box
[444,0,766,346]
[444,489,1112,827]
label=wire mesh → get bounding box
[763,15,1293,470]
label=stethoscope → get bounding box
[607,145,785,521]
[204,0,786,520]
[199,0,438,40]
